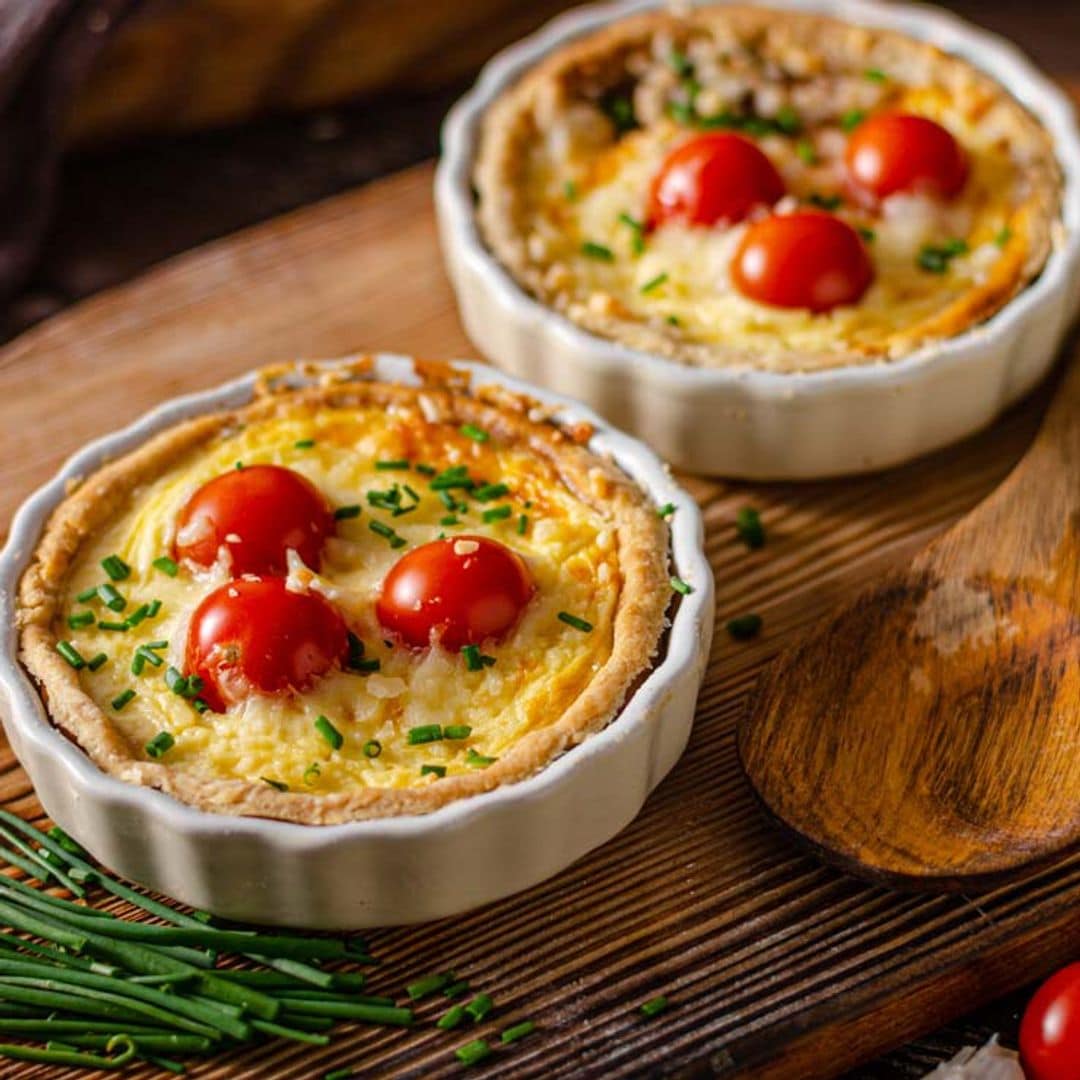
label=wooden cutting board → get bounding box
[1,162,1078,1080]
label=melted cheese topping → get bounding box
[531,88,1022,364]
[57,406,621,794]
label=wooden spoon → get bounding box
[738,352,1080,889]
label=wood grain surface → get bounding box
[741,346,1080,888]
[1,162,1078,1079]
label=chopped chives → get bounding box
[147,599,162,618]
[111,689,135,711]
[640,271,669,294]
[473,482,509,502]
[261,777,288,792]
[368,520,406,548]
[735,506,765,549]
[406,972,451,1000]
[97,620,128,632]
[796,138,817,164]
[841,108,866,131]
[444,979,470,999]
[727,613,763,641]
[501,1020,535,1044]
[55,641,85,669]
[558,611,593,633]
[455,1039,491,1066]
[995,226,1013,247]
[97,584,126,612]
[440,515,460,527]
[618,211,646,254]
[581,240,615,262]
[414,463,436,476]
[294,439,316,449]
[421,764,446,778]
[145,732,175,759]
[438,490,461,511]
[666,314,681,327]
[807,192,842,211]
[136,645,164,668]
[67,611,94,629]
[345,631,365,670]
[858,227,876,244]
[443,725,472,741]
[362,739,382,759]
[403,484,421,502]
[125,603,151,628]
[460,424,489,444]
[303,762,322,786]
[465,993,493,1022]
[324,1068,354,1080]
[352,658,381,674]
[641,995,669,1018]
[164,667,193,696]
[100,554,131,582]
[408,724,442,745]
[864,67,887,82]
[657,502,676,519]
[563,179,579,201]
[375,459,410,471]
[315,715,343,751]
[482,505,512,523]
[461,645,495,671]
[517,514,528,536]
[671,576,693,596]
[142,640,169,651]
[131,652,146,676]
[334,505,361,520]
[438,1004,467,1030]
[75,585,98,603]
[86,653,108,672]
[465,748,496,768]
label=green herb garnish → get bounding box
[640,272,669,295]
[796,139,817,165]
[618,211,646,255]
[111,689,135,711]
[86,653,108,672]
[455,1039,491,1066]
[315,715,343,751]
[482,505,512,523]
[145,732,175,759]
[671,576,693,596]
[100,555,131,582]
[465,994,494,1022]
[438,1004,468,1030]
[501,1020,536,1044]
[407,973,452,1000]
[517,514,528,536]
[864,67,888,83]
[67,611,94,630]
[841,109,866,131]
[55,641,85,669]
[363,739,382,758]
[294,439,316,449]
[460,424,490,444]
[97,584,126,612]
[369,520,406,548]
[657,502,676,519]
[641,995,669,1017]
[581,241,615,262]
[563,179,579,202]
[152,556,179,577]
[465,748,497,768]
[918,239,968,273]
[408,724,443,745]
[443,725,473,741]
[995,226,1013,247]
[473,482,509,502]
[735,507,765,549]
[375,459,409,471]
[558,611,593,633]
[261,777,288,792]
[334,505,361,520]
[421,764,446,779]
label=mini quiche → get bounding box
[474,4,1063,372]
[17,362,672,825]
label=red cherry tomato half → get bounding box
[376,536,534,651]
[174,464,334,576]
[648,133,786,228]
[845,112,968,200]
[731,210,874,312]
[185,577,348,712]
[1020,963,1080,1080]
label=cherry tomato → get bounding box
[845,112,968,200]
[648,133,786,228]
[174,464,334,576]
[1020,963,1080,1080]
[376,536,534,651]
[731,210,874,312]
[185,577,348,711]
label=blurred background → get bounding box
[3,0,1078,345]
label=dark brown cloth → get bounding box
[0,1,144,299]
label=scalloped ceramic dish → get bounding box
[0,355,713,929]
[436,0,1080,478]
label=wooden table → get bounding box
[3,3,1080,1076]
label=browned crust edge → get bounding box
[473,4,1063,372]
[16,360,672,825]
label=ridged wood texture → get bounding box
[0,164,1077,1078]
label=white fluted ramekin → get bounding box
[0,355,712,929]
[436,0,1080,479]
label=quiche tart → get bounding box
[16,361,673,825]
[473,4,1064,373]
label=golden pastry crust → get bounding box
[474,5,1063,372]
[17,361,672,825]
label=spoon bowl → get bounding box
[739,349,1080,888]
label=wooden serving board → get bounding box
[1,162,1079,1080]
